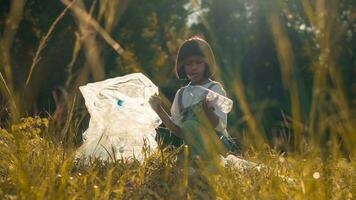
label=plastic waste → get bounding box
[220,155,260,171]
[77,73,161,162]
[185,85,233,113]
[220,155,295,183]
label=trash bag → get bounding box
[77,73,161,161]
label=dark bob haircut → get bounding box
[174,36,217,80]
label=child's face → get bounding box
[183,55,207,84]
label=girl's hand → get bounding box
[149,94,161,111]
[202,94,219,128]
[202,94,214,113]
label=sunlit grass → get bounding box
[0,117,355,199]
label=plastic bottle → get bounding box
[187,85,233,113]
[206,89,233,113]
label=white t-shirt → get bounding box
[170,80,228,134]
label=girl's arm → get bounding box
[154,106,183,138]
[149,95,183,138]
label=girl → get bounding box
[149,36,236,162]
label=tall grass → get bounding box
[0,0,355,199]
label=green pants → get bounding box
[180,103,226,161]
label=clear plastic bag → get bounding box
[77,73,161,162]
